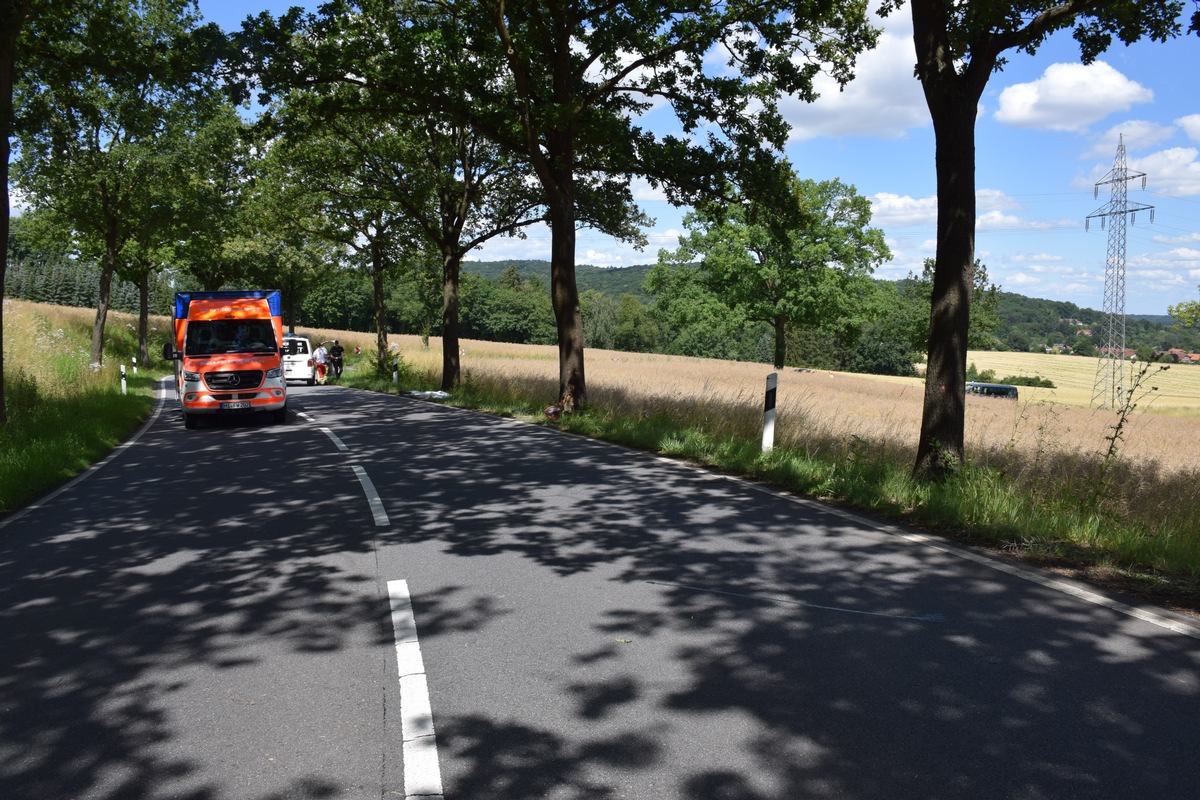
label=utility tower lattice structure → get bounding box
[1086,134,1154,410]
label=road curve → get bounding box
[0,380,1197,800]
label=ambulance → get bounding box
[162,290,289,428]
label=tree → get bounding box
[898,258,1000,354]
[171,99,262,293]
[0,0,36,424]
[877,0,1195,478]
[1169,286,1200,329]
[273,92,545,390]
[613,294,660,354]
[643,260,767,362]
[660,177,889,368]
[579,289,618,351]
[242,0,881,409]
[13,0,223,365]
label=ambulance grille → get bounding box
[204,370,264,391]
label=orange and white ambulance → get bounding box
[162,290,288,428]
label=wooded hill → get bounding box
[461,260,1200,354]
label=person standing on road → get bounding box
[313,341,329,384]
[329,340,345,379]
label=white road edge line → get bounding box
[388,579,445,800]
[352,466,390,527]
[730,472,1200,640]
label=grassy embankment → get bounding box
[6,301,1200,611]
[0,299,163,513]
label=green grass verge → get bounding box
[0,373,158,514]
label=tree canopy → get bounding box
[659,176,889,368]
[238,0,881,408]
[13,0,225,364]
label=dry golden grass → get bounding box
[385,335,1200,477]
[2,298,153,395]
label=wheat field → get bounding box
[380,335,1200,476]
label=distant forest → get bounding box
[459,260,1200,357]
[7,245,1200,365]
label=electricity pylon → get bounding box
[1086,134,1154,410]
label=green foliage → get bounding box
[658,176,889,368]
[1000,375,1056,388]
[643,260,770,362]
[897,259,1001,353]
[5,214,175,314]
[613,294,660,353]
[580,290,619,350]
[965,363,996,383]
[846,322,918,377]
[13,0,230,363]
[1170,285,1200,330]
[460,271,556,345]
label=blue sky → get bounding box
[199,2,1200,315]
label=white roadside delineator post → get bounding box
[762,372,777,452]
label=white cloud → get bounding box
[581,248,628,266]
[1086,121,1177,158]
[1006,272,1041,285]
[977,210,1022,230]
[1011,252,1066,264]
[976,188,1020,213]
[783,16,927,141]
[1021,262,1074,274]
[869,192,937,226]
[630,177,669,203]
[994,62,1152,132]
[1153,232,1200,245]
[1130,147,1200,197]
[1178,114,1200,143]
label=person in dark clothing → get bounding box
[329,340,345,379]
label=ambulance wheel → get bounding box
[183,412,198,429]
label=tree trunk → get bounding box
[90,217,118,366]
[137,270,149,366]
[0,0,31,424]
[773,315,787,368]
[548,192,585,410]
[371,241,389,376]
[440,245,461,392]
[910,2,987,479]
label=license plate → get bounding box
[221,401,251,410]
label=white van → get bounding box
[282,334,317,385]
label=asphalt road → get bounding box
[0,380,1197,800]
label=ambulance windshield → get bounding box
[185,320,278,356]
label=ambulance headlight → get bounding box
[182,370,201,383]
[266,367,282,379]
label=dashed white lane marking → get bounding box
[319,426,349,451]
[352,465,390,527]
[388,580,444,800]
